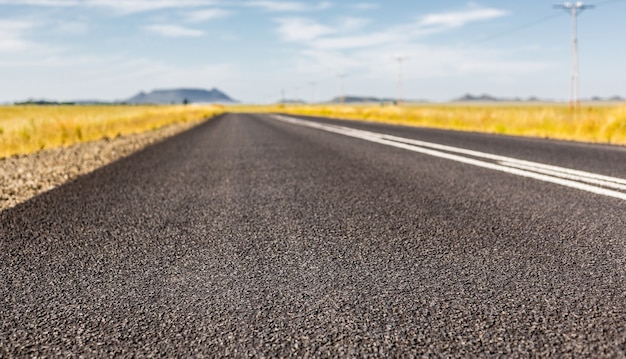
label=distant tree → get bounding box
[183,98,189,105]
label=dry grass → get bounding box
[3,103,624,159]
[230,103,626,146]
[0,105,225,158]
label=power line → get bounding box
[275,0,624,105]
[475,12,565,44]
[471,0,623,45]
[592,0,626,6]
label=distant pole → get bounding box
[554,1,594,109]
[338,73,347,104]
[394,56,408,106]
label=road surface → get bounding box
[1,113,625,356]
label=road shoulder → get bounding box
[0,120,204,211]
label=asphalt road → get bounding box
[1,113,625,357]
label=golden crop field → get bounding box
[231,103,626,146]
[0,105,224,158]
[2,103,625,159]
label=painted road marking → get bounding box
[273,115,626,201]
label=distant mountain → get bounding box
[124,88,237,104]
[453,93,626,103]
[14,99,109,105]
[453,94,504,102]
[328,96,390,104]
[588,95,625,102]
[452,93,556,103]
[278,99,307,104]
[326,96,423,104]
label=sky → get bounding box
[0,0,625,103]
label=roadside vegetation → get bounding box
[3,103,625,159]
[0,105,224,158]
[231,103,626,146]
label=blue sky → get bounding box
[0,0,625,103]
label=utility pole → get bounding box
[554,1,594,109]
[337,73,347,104]
[394,55,408,106]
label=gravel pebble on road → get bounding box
[0,120,204,211]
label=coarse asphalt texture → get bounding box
[1,113,625,357]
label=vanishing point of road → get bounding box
[2,113,625,356]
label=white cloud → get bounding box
[275,18,333,41]
[0,53,235,102]
[275,5,550,91]
[311,32,397,50]
[275,6,509,51]
[0,0,219,14]
[0,0,74,5]
[55,21,89,34]
[144,24,204,37]
[296,48,362,73]
[245,1,331,12]
[183,8,231,23]
[419,8,508,29]
[98,0,214,14]
[276,17,371,44]
[337,17,369,32]
[295,43,554,83]
[90,59,234,93]
[349,3,379,10]
[0,20,36,52]
[455,60,552,74]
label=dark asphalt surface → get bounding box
[1,113,625,357]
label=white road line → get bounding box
[273,115,626,201]
[357,128,626,186]
[499,161,626,191]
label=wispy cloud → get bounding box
[276,6,509,51]
[337,17,369,32]
[310,32,397,50]
[0,0,219,14]
[419,8,508,29]
[0,53,235,101]
[0,20,36,52]
[245,1,331,12]
[295,44,554,83]
[55,21,89,34]
[183,8,231,23]
[275,18,333,41]
[275,17,398,50]
[348,3,379,10]
[144,24,204,37]
[89,58,234,93]
[276,16,370,43]
[276,5,550,83]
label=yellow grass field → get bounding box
[231,103,626,146]
[0,105,224,158]
[2,103,625,159]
